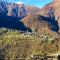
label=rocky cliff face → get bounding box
[54,0,60,32]
[39,2,54,17]
[0,2,27,18]
[7,4,27,18]
[37,1,60,33]
[0,1,8,15]
[0,1,40,18]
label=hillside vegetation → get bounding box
[0,0,60,60]
[0,28,60,60]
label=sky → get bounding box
[1,0,53,8]
[14,0,53,8]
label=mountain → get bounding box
[39,2,54,17]
[54,0,60,32]
[26,5,40,14]
[7,4,27,18]
[42,0,60,33]
[0,1,60,36]
[0,1,27,18]
[0,1,60,60]
[21,14,60,37]
[0,1,40,18]
[21,1,59,32]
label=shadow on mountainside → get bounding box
[0,14,59,33]
[0,14,32,60]
[0,12,59,60]
[38,15,59,33]
[0,14,32,32]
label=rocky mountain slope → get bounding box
[0,1,40,18]
[41,0,60,33]
[0,1,60,37]
[21,14,60,38]
[0,1,60,60]
[54,0,60,32]
[39,2,54,17]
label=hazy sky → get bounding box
[2,0,53,8]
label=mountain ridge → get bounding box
[0,1,60,37]
[0,1,40,18]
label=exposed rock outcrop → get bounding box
[54,0,60,32]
